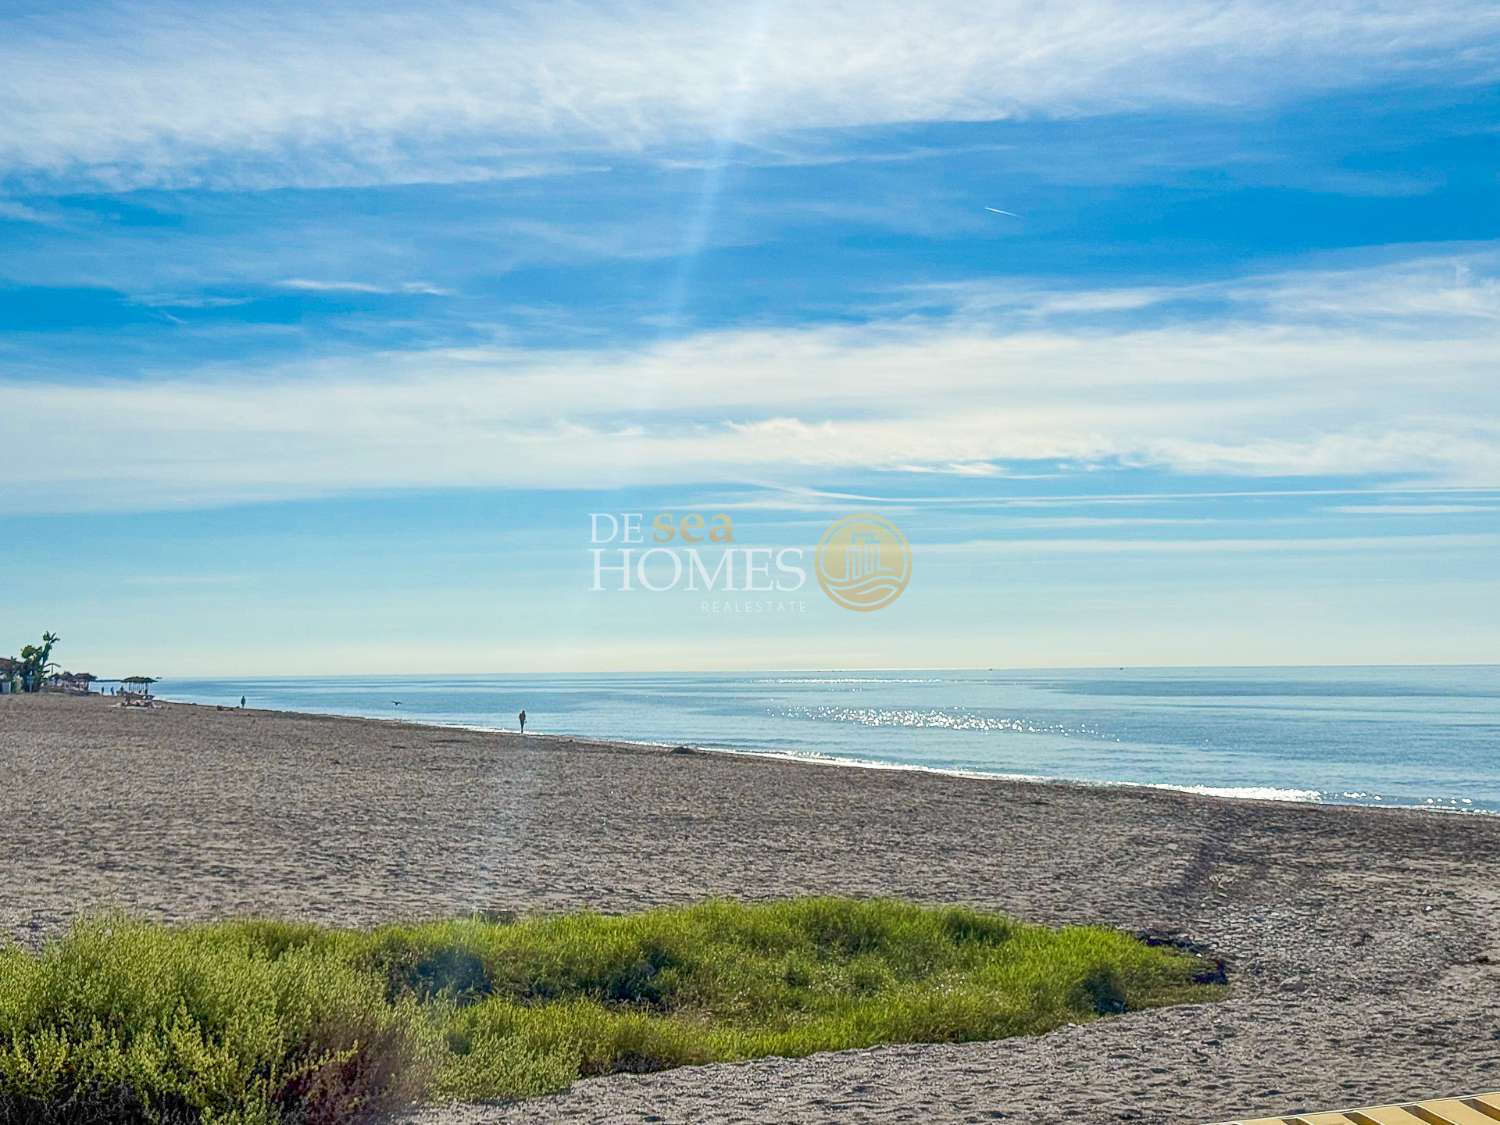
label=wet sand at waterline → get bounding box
[2,692,1497,1124]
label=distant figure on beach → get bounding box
[239,695,245,709]
[519,709,526,734]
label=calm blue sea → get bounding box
[158,667,1500,814]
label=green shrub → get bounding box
[0,900,1224,1122]
[0,918,437,1125]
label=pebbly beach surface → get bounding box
[2,692,1497,1123]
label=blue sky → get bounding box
[2,0,1498,675]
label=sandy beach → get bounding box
[2,692,1497,1124]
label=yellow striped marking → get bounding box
[1205,1093,1500,1125]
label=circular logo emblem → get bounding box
[815,513,912,612]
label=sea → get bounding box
[157,666,1500,815]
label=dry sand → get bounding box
[2,692,1497,1123]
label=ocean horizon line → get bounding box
[138,661,1500,682]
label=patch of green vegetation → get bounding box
[0,898,1225,1123]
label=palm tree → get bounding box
[39,632,59,677]
[17,632,60,692]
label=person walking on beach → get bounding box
[518,709,526,735]
[240,695,245,709]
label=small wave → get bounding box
[1146,783,1325,803]
[701,750,1499,813]
[1420,795,1479,809]
[703,745,1051,783]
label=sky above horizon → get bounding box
[2,0,1498,676]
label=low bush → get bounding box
[0,899,1224,1122]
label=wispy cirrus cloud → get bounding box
[4,250,1499,513]
[276,279,454,297]
[900,247,1500,327]
[1326,503,1500,515]
[928,532,1500,555]
[0,199,62,224]
[3,0,1497,191]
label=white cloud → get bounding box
[0,199,60,223]
[277,279,453,296]
[927,532,1500,555]
[905,248,1500,327]
[1327,503,1500,515]
[2,0,1497,190]
[679,483,1500,514]
[5,251,1499,513]
[891,462,1018,478]
[128,293,255,309]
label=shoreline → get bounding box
[157,695,1499,817]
